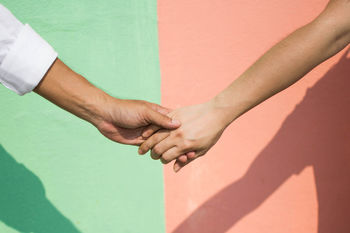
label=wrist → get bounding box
[34,59,120,128]
[82,90,117,127]
[206,97,238,129]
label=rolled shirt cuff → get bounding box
[0,24,57,95]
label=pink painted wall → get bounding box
[158,0,350,232]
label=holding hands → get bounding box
[35,0,350,174]
[94,99,182,146]
[136,0,350,172]
[139,100,232,172]
[35,59,182,146]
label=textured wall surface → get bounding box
[2,1,350,233]
[0,1,164,233]
[159,0,350,233]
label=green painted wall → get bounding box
[0,1,164,232]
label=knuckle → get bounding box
[151,150,160,159]
[187,152,196,160]
[178,156,188,163]
[162,154,170,162]
[160,157,170,164]
[143,141,151,149]
[182,140,192,150]
[155,129,164,136]
[178,140,193,152]
[152,146,161,156]
[142,143,151,152]
[174,129,184,138]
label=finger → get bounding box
[161,151,195,165]
[103,127,145,146]
[113,137,145,146]
[160,156,171,164]
[186,151,196,159]
[152,149,163,160]
[177,155,188,163]
[150,103,173,115]
[151,137,178,160]
[160,150,177,164]
[160,146,183,164]
[173,152,198,172]
[141,125,161,138]
[146,109,181,130]
[176,151,196,163]
[173,160,182,173]
[173,158,193,173]
[138,130,169,155]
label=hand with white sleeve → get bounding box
[0,4,181,146]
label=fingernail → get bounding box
[138,149,144,155]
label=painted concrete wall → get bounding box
[2,1,350,232]
[0,1,164,233]
[159,0,350,232]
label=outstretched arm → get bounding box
[139,0,350,171]
[212,0,350,125]
[0,4,180,146]
[34,59,181,145]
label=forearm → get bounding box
[35,59,179,145]
[34,59,111,127]
[213,4,350,126]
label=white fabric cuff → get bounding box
[0,24,57,95]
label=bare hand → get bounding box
[95,98,181,145]
[138,101,229,172]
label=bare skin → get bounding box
[139,0,350,172]
[34,59,181,145]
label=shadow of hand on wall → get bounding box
[0,145,80,233]
[174,49,350,233]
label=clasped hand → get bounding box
[138,101,230,172]
[92,92,230,173]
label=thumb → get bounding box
[150,103,173,115]
[146,109,181,129]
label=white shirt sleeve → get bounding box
[0,4,58,95]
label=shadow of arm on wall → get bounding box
[0,145,80,233]
[173,49,350,233]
